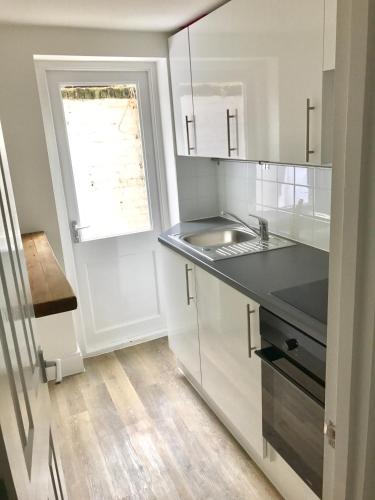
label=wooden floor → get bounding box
[50,337,281,500]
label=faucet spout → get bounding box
[220,211,269,241]
[249,213,269,241]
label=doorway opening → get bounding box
[36,60,174,356]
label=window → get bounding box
[61,84,152,241]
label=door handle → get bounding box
[184,264,194,306]
[185,115,195,155]
[71,220,90,243]
[37,349,63,384]
[305,98,315,162]
[247,304,256,358]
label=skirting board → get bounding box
[46,348,85,381]
[83,329,167,358]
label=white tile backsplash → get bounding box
[263,181,278,208]
[277,165,295,184]
[315,168,332,190]
[295,166,315,186]
[314,188,331,219]
[277,183,294,210]
[218,162,331,251]
[295,185,314,216]
[262,164,277,181]
[176,157,332,252]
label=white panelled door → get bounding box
[0,123,67,499]
[47,68,166,354]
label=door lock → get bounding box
[324,420,336,448]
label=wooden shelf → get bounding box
[22,231,77,318]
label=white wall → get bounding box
[0,24,168,258]
[176,156,219,220]
[0,24,169,373]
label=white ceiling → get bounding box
[0,0,226,32]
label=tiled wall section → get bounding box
[218,162,331,251]
[176,157,219,221]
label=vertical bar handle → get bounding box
[226,109,238,157]
[185,115,195,155]
[185,264,194,306]
[247,304,257,357]
[305,98,315,162]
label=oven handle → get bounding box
[255,347,324,408]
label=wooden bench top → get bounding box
[22,231,77,318]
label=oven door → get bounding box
[256,345,325,498]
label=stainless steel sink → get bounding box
[169,225,295,261]
[182,228,257,247]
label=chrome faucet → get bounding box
[221,211,269,241]
[249,213,269,241]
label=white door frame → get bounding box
[324,0,375,498]
[35,58,175,355]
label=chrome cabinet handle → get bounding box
[247,304,256,357]
[226,109,238,157]
[185,115,195,155]
[305,98,315,162]
[185,264,194,306]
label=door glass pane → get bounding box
[61,84,152,241]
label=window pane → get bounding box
[61,84,152,241]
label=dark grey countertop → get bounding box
[158,217,329,346]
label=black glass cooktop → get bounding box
[271,278,328,325]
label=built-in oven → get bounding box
[255,308,326,498]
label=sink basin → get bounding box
[169,225,296,261]
[182,228,257,248]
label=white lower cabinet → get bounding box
[159,246,319,500]
[194,266,264,457]
[159,246,201,384]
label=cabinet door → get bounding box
[323,0,337,70]
[158,245,201,383]
[195,267,263,457]
[189,0,324,164]
[168,28,196,156]
[188,13,246,160]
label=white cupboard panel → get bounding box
[188,0,324,164]
[85,250,160,333]
[169,28,196,156]
[159,246,201,383]
[195,267,263,457]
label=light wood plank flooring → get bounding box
[50,337,281,500]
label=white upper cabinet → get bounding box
[170,0,326,165]
[189,0,325,164]
[168,28,196,156]
[323,0,337,70]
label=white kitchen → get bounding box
[0,0,373,499]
